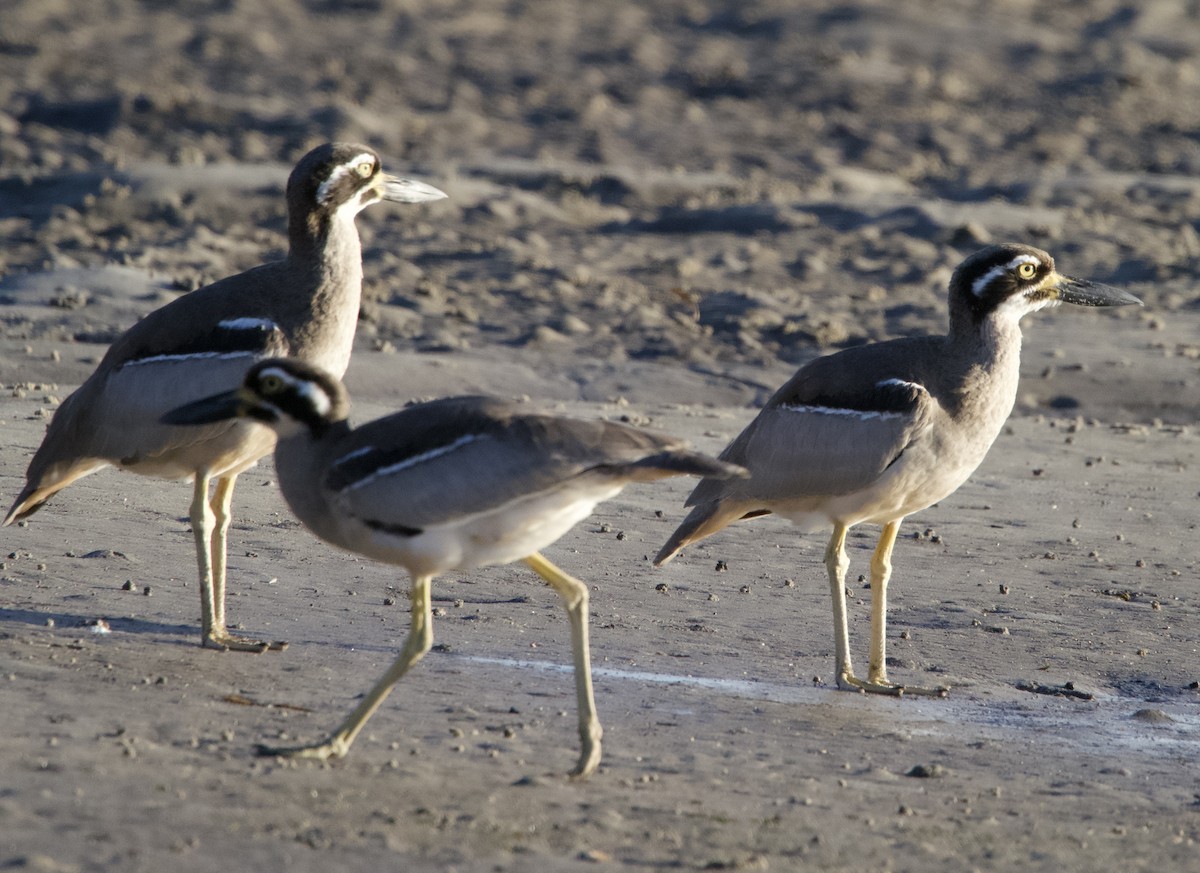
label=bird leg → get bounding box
[192,474,282,652]
[208,474,234,632]
[524,551,603,779]
[825,521,902,696]
[259,575,435,760]
[191,472,226,650]
[868,520,948,698]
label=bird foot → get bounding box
[567,739,602,781]
[256,737,348,760]
[836,671,949,697]
[894,682,950,698]
[837,672,906,696]
[203,631,288,653]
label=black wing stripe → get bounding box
[786,378,928,417]
[123,319,286,366]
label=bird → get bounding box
[4,142,447,653]
[654,243,1141,696]
[162,357,746,778]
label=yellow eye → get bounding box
[356,161,374,178]
[259,375,284,394]
[1017,262,1037,279]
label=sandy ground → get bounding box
[2,1,1200,870]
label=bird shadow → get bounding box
[0,606,194,640]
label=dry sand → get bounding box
[2,1,1199,870]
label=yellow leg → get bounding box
[867,520,899,685]
[868,520,948,698]
[193,474,281,652]
[191,472,222,649]
[209,475,234,632]
[524,552,603,779]
[825,521,902,696]
[260,575,434,760]
[824,521,856,688]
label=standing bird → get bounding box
[4,142,446,652]
[164,357,746,777]
[655,244,1141,695]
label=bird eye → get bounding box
[1017,263,1037,279]
[356,161,374,178]
[259,375,284,394]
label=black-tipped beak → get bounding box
[1055,276,1143,308]
[381,175,447,204]
[162,390,247,426]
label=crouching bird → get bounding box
[655,244,1141,696]
[165,358,746,777]
[4,142,446,652]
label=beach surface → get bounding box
[2,1,1198,870]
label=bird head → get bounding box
[950,243,1141,327]
[287,142,446,234]
[162,358,349,440]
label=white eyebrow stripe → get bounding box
[342,434,481,491]
[316,152,375,204]
[971,254,1041,297]
[780,403,906,422]
[218,317,279,331]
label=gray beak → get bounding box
[1056,276,1143,308]
[162,390,248,426]
[381,175,447,204]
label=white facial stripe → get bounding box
[781,403,906,422]
[126,350,258,367]
[296,379,332,417]
[344,434,480,492]
[994,290,1058,320]
[316,152,376,205]
[219,317,278,331]
[971,254,1042,297]
[258,365,333,418]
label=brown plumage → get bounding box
[656,244,1141,695]
[4,143,446,652]
[164,357,746,777]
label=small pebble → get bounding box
[906,763,945,778]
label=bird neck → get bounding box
[943,308,1024,426]
[286,205,366,377]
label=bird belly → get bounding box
[848,445,982,526]
[771,443,982,531]
[125,423,275,481]
[94,353,278,480]
[332,481,625,578]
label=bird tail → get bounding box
[4,459,107,526]
[623,451,747,483]
[6,485,50,525]
[654,498,747,566]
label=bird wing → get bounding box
[687,363,937,507]
[59,315,291,467]
[324,397,683,532]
